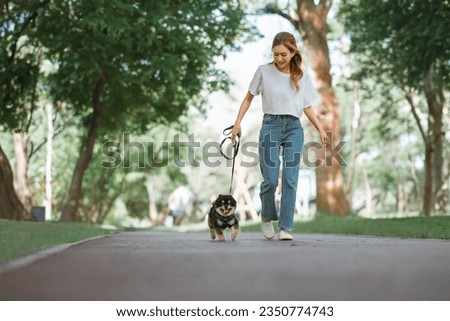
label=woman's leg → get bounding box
[278,119,304,231]
[259,116,281,222]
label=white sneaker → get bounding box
[278,230,293,241]
[261,219,275,240]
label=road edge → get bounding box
[0,234,112,276]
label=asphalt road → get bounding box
[0,231,449,300]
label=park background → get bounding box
[0,1,449,256]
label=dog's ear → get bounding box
[215,195,226,202]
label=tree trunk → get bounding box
[297,0,350,216]
[402,85,431,216]
[361,161,373,216]
[60,70,107,222]
[424,64,445,215]
[402,76,445,217]
[441,101,450,214]
[0,144,31,220]
[13,133,34,212]
[422,142,433,217]
[345,84,361,203]
[84,167,118,224]
[392,154,404,213]
[406,132,421,211]
[265,0,350,216]
[98,177,124,224]
[146,182,159,222]
[45,103,54,220]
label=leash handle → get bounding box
[219,125,240,160]
[222,125,241,143]
[219,125,240,195]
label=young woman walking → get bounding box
[231,32,328,241]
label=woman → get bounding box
[231,32,328,241]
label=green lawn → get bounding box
[0,219,113,263]
[241,214,450,240]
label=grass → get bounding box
[0,219,113,263]
[241,214,450,240]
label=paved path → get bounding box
[0,232,449,300]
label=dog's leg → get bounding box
[231,224,240,241]
[215,228,226,241]
[207,212,216,240]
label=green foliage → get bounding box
[78,124,195,221]
[0,1,46,131]
[1,0,252,132]
[336,79,424,212]
[35,0,250,131]
[1,0,254,222]
[121,175,149,219]
[339,0,449,89]
[338,0,449,214]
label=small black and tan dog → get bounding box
[208,194,239,241]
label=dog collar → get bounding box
[215,213,237,229]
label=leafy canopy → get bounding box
[339,0,449,89]
[1,0,250,132]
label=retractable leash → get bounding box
[219,125,240,195]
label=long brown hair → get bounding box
[272,32,303,92]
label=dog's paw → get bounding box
[218,235,226,242]
[209,230,216,240]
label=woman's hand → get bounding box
[231,123,241,142]
[304,107,329,148]
[319,130,328,148]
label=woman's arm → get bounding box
[304,106,329,147]
[231,91,254,142]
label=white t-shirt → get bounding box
[248,63,319,118]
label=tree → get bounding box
[354,84,424,214]
[263,0,350,216]
[0,145,31,220]
[339,0,449,216]
[13,133,34,212]
[1,0,251,221]
[0,1,47,220]
[79,124,187,224]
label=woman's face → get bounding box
[272,44,294,71]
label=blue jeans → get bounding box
[259,114,304,231]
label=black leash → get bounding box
[219,125,240,195]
